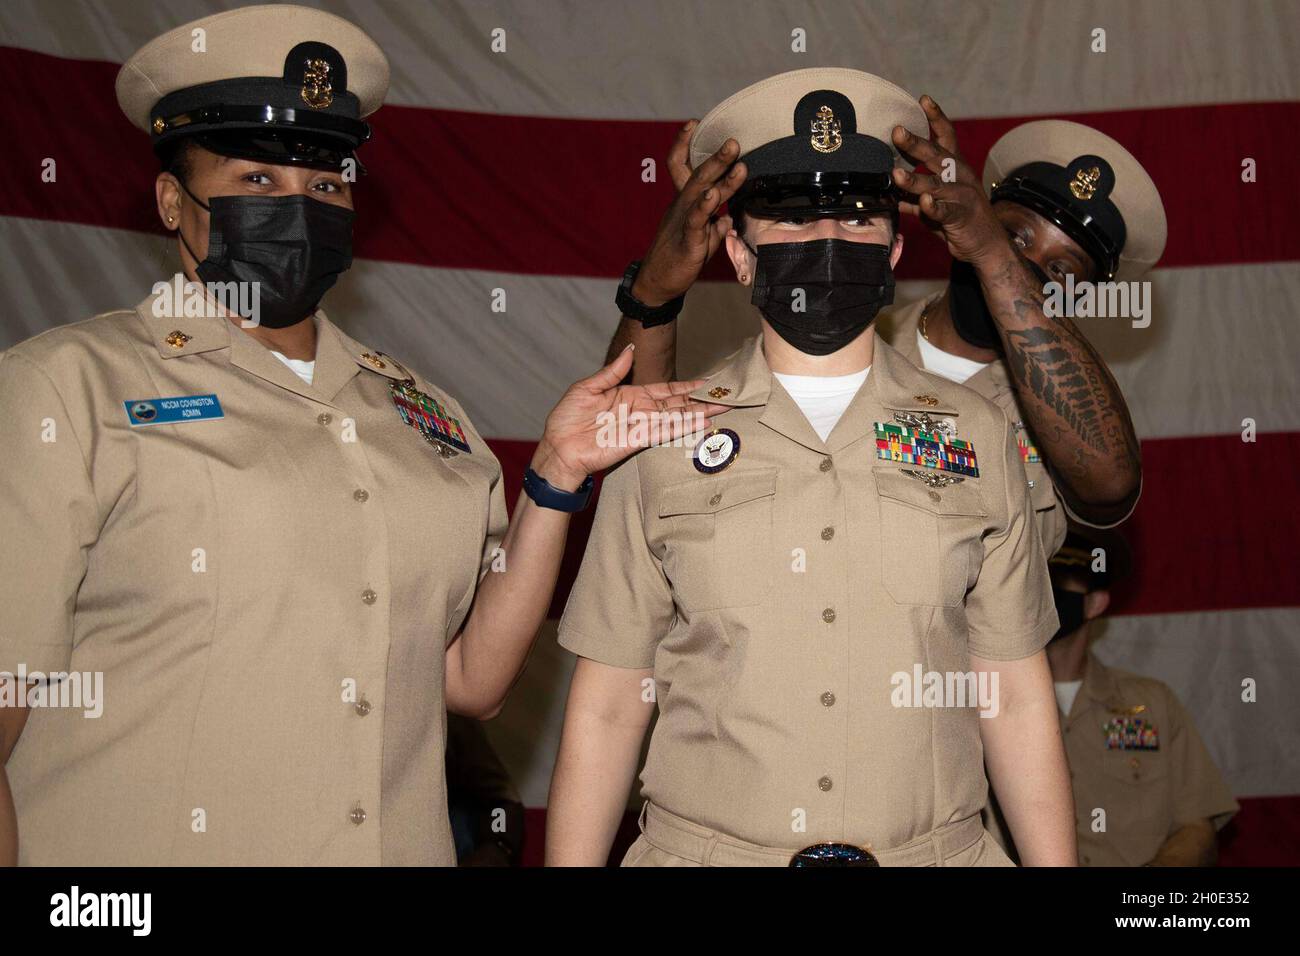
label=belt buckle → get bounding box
[789,842,880,867]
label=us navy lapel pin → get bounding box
[693,428,740,474]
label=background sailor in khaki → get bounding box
[1046,529,1238,866]
[547,69,1074,867]
[876,119,1163,557]
[0,5,722,867]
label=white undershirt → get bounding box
[772,367,870,442]
[271,350,316,385]
[916,330,991,385]
[1055,679,1084,716]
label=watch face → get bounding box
[694,428,740,473]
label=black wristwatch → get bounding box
[523,467,594,512]
[615,259,686,327]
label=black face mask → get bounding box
[948,257,1051,351]
[748,239,895,355]
[178,182,355,329]
[1049,585,1087,643]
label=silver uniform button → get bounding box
[822,608,836,624]
[821,526,834,541]
[354,489,370,502]
[317,412,333,426]
[819,457,833,472]
[820,691,836,707]
[349,806,367,826]
[818,776,833,792]
[355,698,373,717]
[361,588,378,605]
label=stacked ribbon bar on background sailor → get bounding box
[391,381,472,453]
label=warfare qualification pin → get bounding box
[902,469,964,488]
[693,428,740,474]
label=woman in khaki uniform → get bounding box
[0,6,722,866]
[548,69,1076,867]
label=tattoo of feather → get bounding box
[1004,308,1112,457]
[984,255,1139,493]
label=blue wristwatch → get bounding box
[523,466,594,512]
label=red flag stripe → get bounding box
[0,46,1297,279]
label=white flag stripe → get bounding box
[0,0,1295,119]
[3,215,1297,443]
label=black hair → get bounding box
[157,138,199,182]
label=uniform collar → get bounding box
[870,327,962,418]
[328,323,417,383]
[960,352,1012,402]
[688,328,965,454]
[137,275,233,359]
[134,275,403,405]
[1063,651,1124,724]
[883,293,931,366]
[886,289,1014,404]
[685,335,823,453]
[1081,651,1124,706]
[686,334,773,409]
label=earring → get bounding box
[167,216,174,223]
[740,273,748,283]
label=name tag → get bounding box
[124,394,224,426]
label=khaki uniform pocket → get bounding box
[657,468,777,611]
[873,465,989,606]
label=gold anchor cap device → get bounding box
[116,4,390,173]
[688,68,928,222]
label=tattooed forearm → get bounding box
[1005,320,1110,456]
[980,252,1141,510]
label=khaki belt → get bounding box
[639,801,985,867]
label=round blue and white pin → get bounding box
[693,428,740,474]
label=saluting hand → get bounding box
[530,345,730,490]
[890,95,1013,269]
[630,122,749,307]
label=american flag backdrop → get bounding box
[0,0,1297,866]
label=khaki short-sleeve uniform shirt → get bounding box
[1065,654,1239,866]
[879,293,1142,559]
[0,279,507,865]
[559,331,1058,853]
